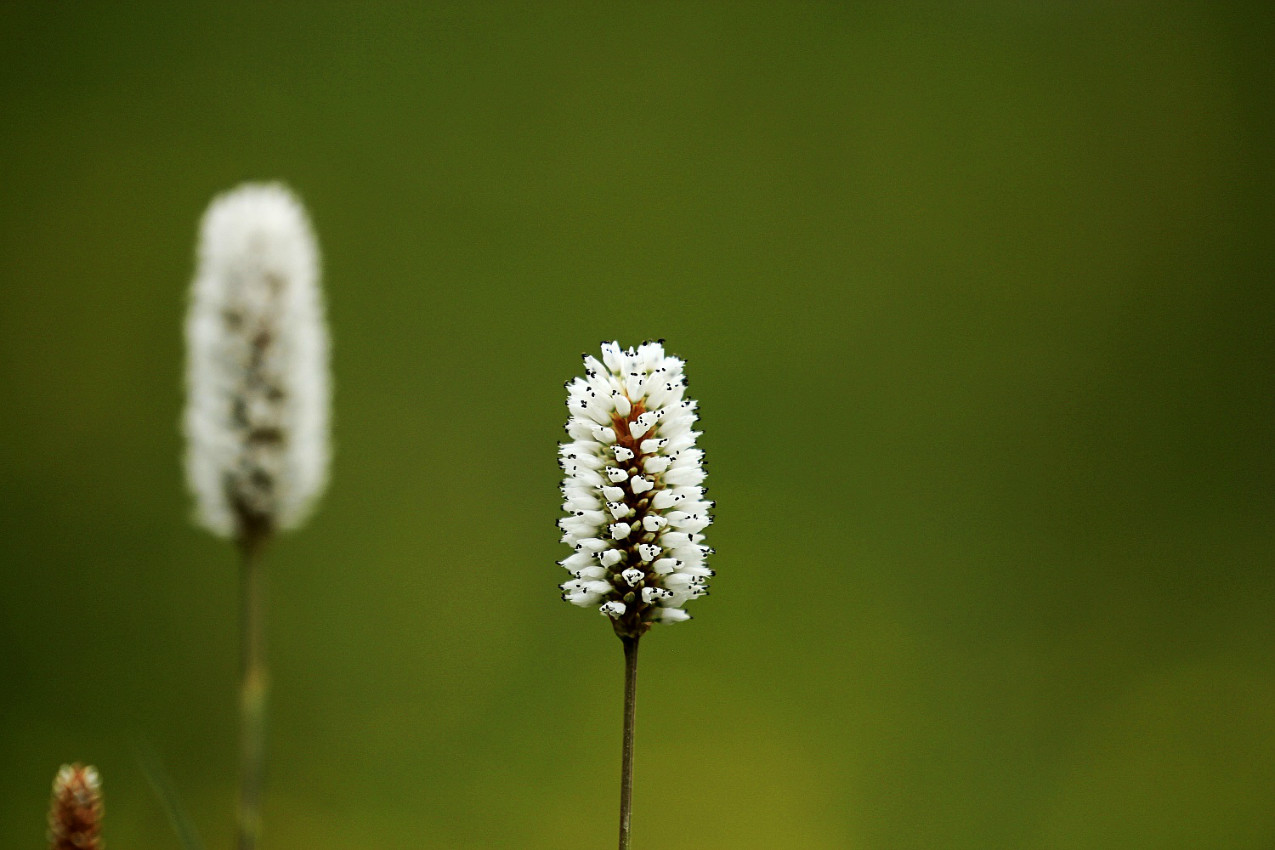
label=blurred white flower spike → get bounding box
[559,341,713,638]
[183,182,331,546]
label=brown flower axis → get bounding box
[48,764,104,850]
[603,397,661,640]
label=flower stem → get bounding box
[237,534,269,850]
[618,635,640,850]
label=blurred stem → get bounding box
[237,534,269,850]
[619,635,640,850]
[135,740,206,850]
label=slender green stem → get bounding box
[237,536,269,850]
[618,635,640,850]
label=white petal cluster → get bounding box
[183,183,331,540]
[559,341,713,635]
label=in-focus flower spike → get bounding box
[48,764,104,850]
[557,340,712,638]
[183,182,331,547]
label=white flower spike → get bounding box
[558,340,713,638]
[183,182,331,544]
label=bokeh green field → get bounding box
[2,3,1273,848]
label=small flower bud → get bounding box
[48,764,103,850]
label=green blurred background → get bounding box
[2,3,1272,848]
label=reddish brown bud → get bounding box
[48,764,103,850]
